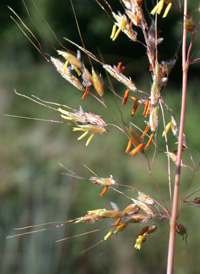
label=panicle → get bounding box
[132,198,154,216]
[123,0,147,29]
[111,12,137,41]
[75,209,106,223]
[90,176,116,187]
[50,57,84,91]
[82,66,93,87]
[90,175,116,196]
[103,64,137,91]
[95,210,126,219]
[123,203,140,213]
[57,50,83,71]
[73,124,108,146]
[58,107,106,126]
[73,124,108,134]
[127,213,152,223]
[135,224,157,250]
[137,191,155,205]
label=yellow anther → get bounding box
[150,0,172,18]
[162,122,171,137]
[162,3,172,18]
[157,0,164,14]
[75,131,88,141]
[112,27,122,41]
[86,133,94,146]
[104,227,115,240]
[110,15,126,41]
[110,24,117,40]
[63,61,69,75]
[74,67,81,76]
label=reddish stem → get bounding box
[167,1,188,273]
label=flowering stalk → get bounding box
[167,0,188,273]
[7,0,200,272]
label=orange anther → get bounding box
[125,138,133,153]
[137,0,143,6]
[82,86,90,99]
[131,99,139,116]
[122,89,130,105]
[129,143,144,156]
[117,62,125,73]
[100,186,109,197]
[114,218,121,227]
[130,96,137,101]
[141,124,150,139]
[143,100,151,117]
[145,134,154,150]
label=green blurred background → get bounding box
[1,0,200,273]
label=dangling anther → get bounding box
[117,62,125,73]
[145,134,154,150]
[125,138,133,153]
[100,186,109,197]
[122,89,130,105]
[143,100,151,117]
[129,143,144,156]
[82,86,90,100]
[141,124,150,139]
[114,217,121,227]
[129,20,133,28]
[131,99,139,116]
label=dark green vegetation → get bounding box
[1,0,200,273]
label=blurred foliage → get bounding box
[1,0,200,273]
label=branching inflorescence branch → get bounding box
[7,0,200,272]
